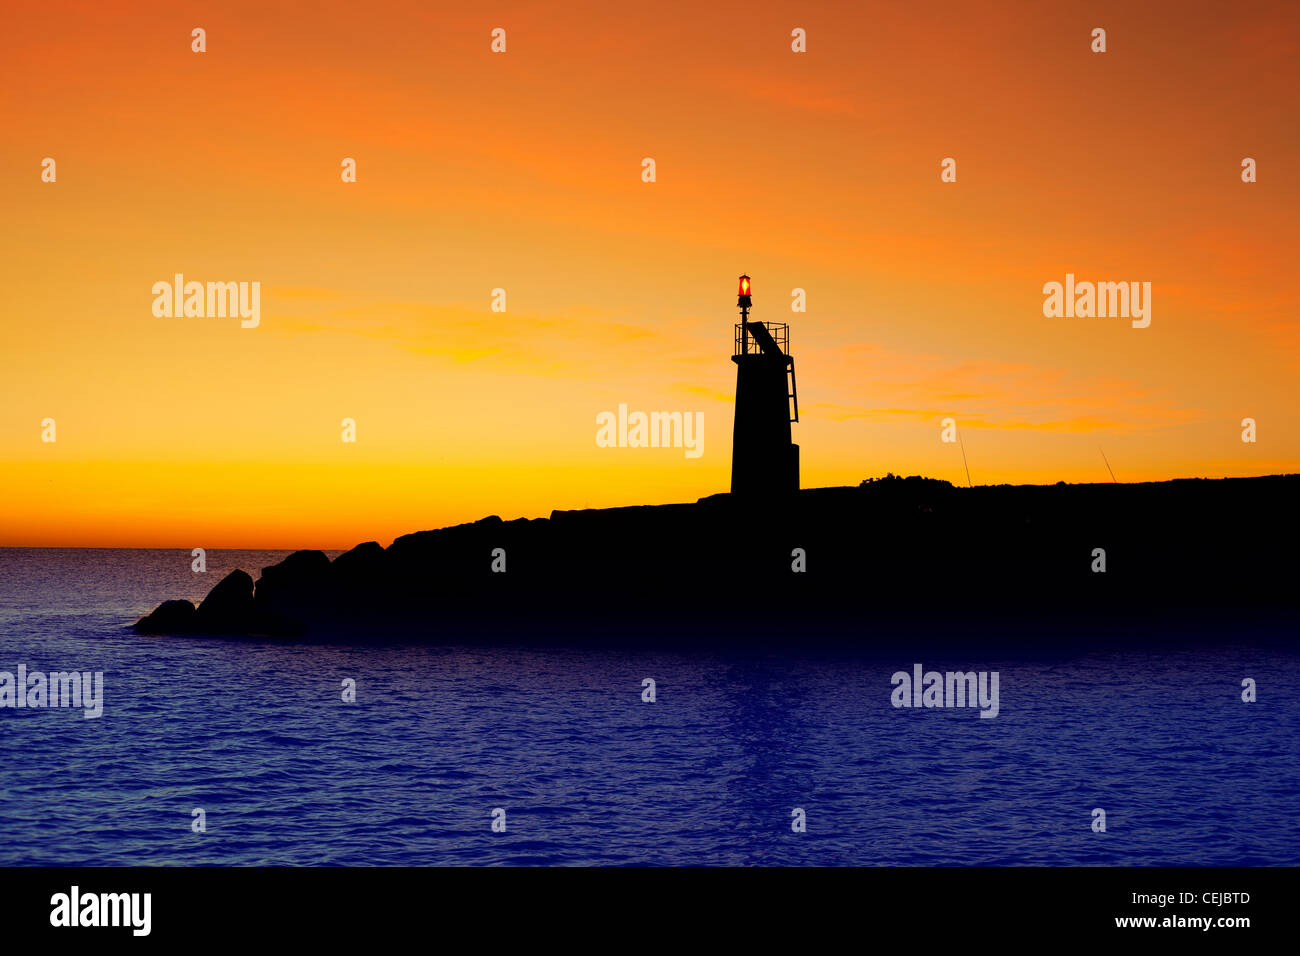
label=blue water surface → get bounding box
[0,548,1296,865]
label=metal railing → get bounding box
[734,321,789,356]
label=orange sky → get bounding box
[2,0,1298,547]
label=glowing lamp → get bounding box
[737,274,752,309]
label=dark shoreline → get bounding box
[135,474,1300,643]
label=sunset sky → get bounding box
[2,0,1298,548]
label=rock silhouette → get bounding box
[134,475,1300,643]
[195,568,254,631]
[135,598,198,634]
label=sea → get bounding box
[0,547,1296,866]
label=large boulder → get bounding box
[134,599,198,634]
[195,569,255,632]
[253,550,332,628]
[331,541,385,577]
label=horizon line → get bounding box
[3,472,1294,551]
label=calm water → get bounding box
[0,547,1296,866]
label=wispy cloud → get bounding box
[808,344,1204,433]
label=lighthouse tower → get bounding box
[730,275,799,496]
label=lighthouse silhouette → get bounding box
[730,275,800,495]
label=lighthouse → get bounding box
[730,275,799,495]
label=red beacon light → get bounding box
[738,274,752,309]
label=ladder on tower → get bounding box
[787,358,799,423]
[739,320,799,423]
